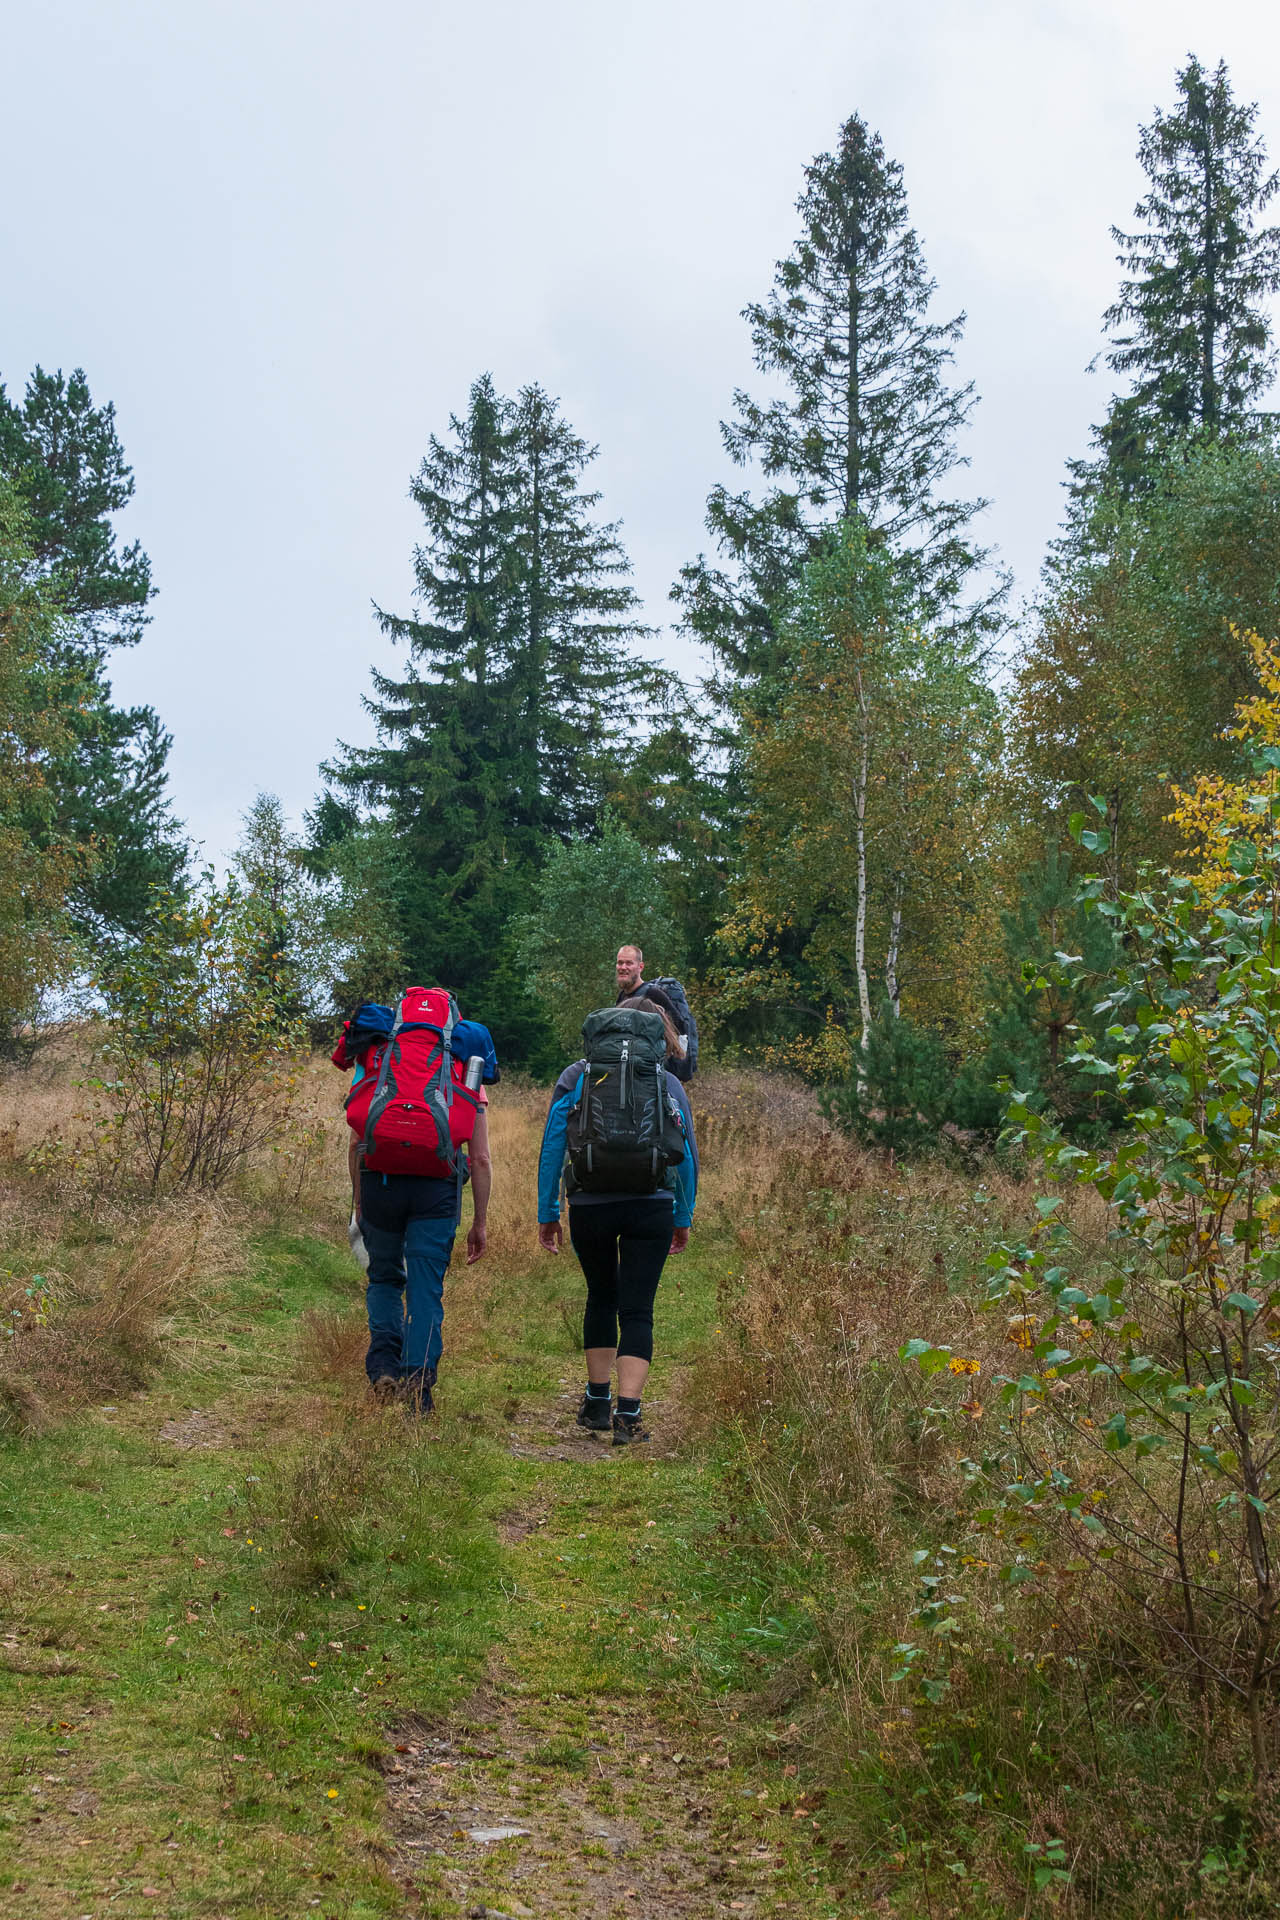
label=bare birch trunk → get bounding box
[885,881,902,1018]
[854,667,873,1070]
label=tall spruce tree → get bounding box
[511,384,653,838]
[676,113,1004,697]
[0,367,154,652]
[327,376,523,1017]
[0,366,186,941]
[1076,57,1280,505]
[0,480,90,1056]
[325,375,652,1061]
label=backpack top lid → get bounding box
[580,1005,667,1070]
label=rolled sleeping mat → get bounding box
[348,1210,370,1274]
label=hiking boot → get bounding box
[612,1411,650,1447]
[371,1375,399,1407]
[576,1390,613,1432]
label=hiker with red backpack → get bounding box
[332,990,497,1412]
[536,997,697,1446]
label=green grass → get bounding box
[0,1232,504,1918]
[0,1212,858,1918]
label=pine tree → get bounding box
[822,1010,952,1156]
[510,384,654,839]
[952,847,1123,1138]
[607,678,733,979]
[676,113,1004,696]
[327,376,521,1019]
[1078,57,1280,503]
[232,794,329,1028]
[0,366,153,654]
[326,375,653,1060]
[0,480,90,1055]
[0,366,186,941]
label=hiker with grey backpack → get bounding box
[613,944,698,1083]
[536,997,698,1446]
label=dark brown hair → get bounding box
[620,994,679,1057]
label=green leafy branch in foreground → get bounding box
[904,813,1280,1784]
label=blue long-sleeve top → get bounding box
[537,1062,698,1229]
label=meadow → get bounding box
[0,1044,1275,1918]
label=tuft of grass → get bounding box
[526,1735,588,1771]
[296,1303,367,1381]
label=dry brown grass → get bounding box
[0,1040,561,1433]
[697,1090,1280,1914]
[296,1306,369,1383]
[0,1031,267,1430]
[0,1193,239,1432]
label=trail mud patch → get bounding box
[503,1388,685,1464]
[385,1681,757,1917]
[156,1407,229,1450]
[495,1504,548,1547]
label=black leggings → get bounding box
[569,1198,674,1363]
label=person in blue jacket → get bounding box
[536,996,698,1446]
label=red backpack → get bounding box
[344,988,481,1178]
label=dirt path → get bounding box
[380,1385,836,1920]
[0,1218,849,1919]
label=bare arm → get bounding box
[466,1109,491,1264]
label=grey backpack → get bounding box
[566,1007,687,1194]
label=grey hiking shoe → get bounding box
[371,1375,399,1407]
[612,1412,650,1447]
[576,1391,612,1432]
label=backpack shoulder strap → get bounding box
[360,996,407,1158]
[426,994,462,1175]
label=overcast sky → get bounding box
[5,0,1280,865]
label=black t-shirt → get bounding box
[359,1168,457,1228]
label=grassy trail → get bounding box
[0,1194,852,1919]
